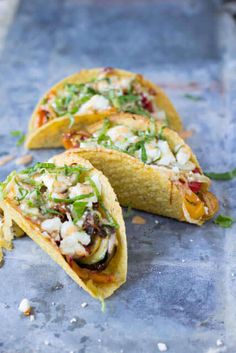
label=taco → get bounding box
[25,67,182,148]
[0,154,127,299]
[63,114,218,225]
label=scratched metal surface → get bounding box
[0,1,236,352]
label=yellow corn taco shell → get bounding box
[0,154,127,299]
[25,67,182,149]
[63,114,218,225]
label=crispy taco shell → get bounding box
[26,67,182,149]
[0,154,127,299]
[63,114,218,225]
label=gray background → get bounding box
[0,0,236,352]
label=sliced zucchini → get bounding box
[79,237,109,265]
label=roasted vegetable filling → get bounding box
[63,118,212,221]
[0,163,118,271]
[36,69,167,127]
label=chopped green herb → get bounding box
[51,192,94,204]
[10,130,25,146]
[16,187,28,201]
[124,205,133,218]
[86,176,101,200]
[184,94,204,101]
[100,202,119,229]
[174,144,184,155]
[21,163,89,176]
[72,201,88,222]
[97,118,111,144]
[43,208,62,216]
[214,215,234,228]
[205,168,236,181]
[140,142,147,163]
[68,113,75,128]
[157,125,167,140]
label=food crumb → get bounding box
[132,216,146,225]
[231,273,235,277]
[44,340,50,346]
[0,154,14,166]
[155,220,159,224]
[70,318,77,323]
[15,154,33,166]
[216,339,224,347]
[190,239,193,242]
[52,302,56,306]
[157,342,168,352]
[98,338,102,343]
[182,259,185,263]
[29,314,35,321]
[179,129,194,140]
[81,302,88,308]
[18,298,31,316]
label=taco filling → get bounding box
[63,117,217,224]
[0,163,119,278]
[36,69,168,128]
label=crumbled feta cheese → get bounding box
[156,140,175,166]
[60,222,90,245]
[107,125,138,150]
[70,317,77,323]
[69,183,97,206]
[41,217,62,234]
[81,302,88,308]
[18,298,31,316]
[176,146,191,165]
[119,77,133,90]
[172,166,179,173]
[69,183,93,199]
[38,174,71,193]
[143,141,161,164]
[29,314,35,321]
[157,342,168,352]
[216,339,224,347]
[78,95,110,114]
[20,204,39,217]
[60,232,89,257]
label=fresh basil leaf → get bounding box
[214,215,234,228]
[205,168,236,181]
[11,130,25,146]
